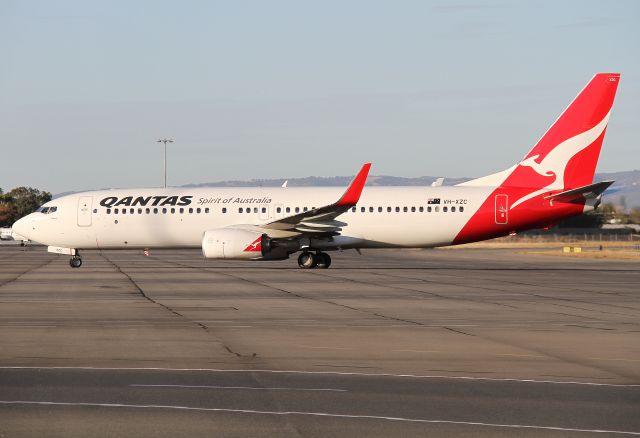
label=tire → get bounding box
[70,257,82,268]
[315,252,331,269]
[297,252,316,269]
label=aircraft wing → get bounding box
[545,181,614,204]
[262,163,371,235]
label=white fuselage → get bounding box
[17,186,493,251]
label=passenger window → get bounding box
[395,207,400,212]
[239,208,243,213]
[361,207,365,213]
[154,208,158,214]
[171,208,175,214]
[253,207,258,213]
[435,206,440,212]
[122,209,127,215]
[115,208,119,214]
[295,207,300,213]
[419,206,424,212]
[246,209,250,214]
[451,206,456,212]
[107,209,111,214]
[443,206,448,212]
[303,207,308,212]
[137,208,142,214]
[403,207,408,212]
[351,207,356,212]
[162,208,167,214]
[378,207,382,212]
[146,208,150,214]
[369,207,374,213]
[261,207,266,213]
[197,208,201,214]
[222,208,227,213]
[460,206,464,212]
[411,207,416,212]
[189,208,193,214]
[205,208,210,213]
[286,207,291,213]
[387,207,391,212]
[93,209,97,214]
[427,206,432,212]
[276,207,281,213]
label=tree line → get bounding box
[0,187,52,227]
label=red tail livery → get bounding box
[455,73,620,244]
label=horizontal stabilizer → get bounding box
[544,181,614,204]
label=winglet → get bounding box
[336,163,371,207]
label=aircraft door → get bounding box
[77,196,93,227]
[495,194,508,225]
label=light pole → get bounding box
[157,139,173,188]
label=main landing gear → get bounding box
[297,251,331,269]
[69,254,82,268]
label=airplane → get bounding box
[13,73,620,269]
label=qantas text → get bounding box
[100,196,193,208]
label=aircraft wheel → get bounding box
[315,252,331,269]
[69,256,82,268]
[297,252,316,269]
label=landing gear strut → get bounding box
[297,252,331,269]
[69,254,82,268]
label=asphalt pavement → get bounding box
[0,246,638,437]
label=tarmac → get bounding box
[0,245,638,437]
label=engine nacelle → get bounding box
[202,228,271,260]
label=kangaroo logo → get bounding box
[243,236,262,252]
[510,111,610,210]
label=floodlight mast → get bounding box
[157,139,174,188]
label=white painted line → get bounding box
[0,366,637,388]
[131,384,347,392]
[0,400,637,435]
[589,357,640,363]
[392,349,444,353]
[496,353,545,358]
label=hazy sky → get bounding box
[1,0,638,193]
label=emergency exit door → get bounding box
[495,194,508,225]
[77,196,93,226]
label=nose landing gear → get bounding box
[69,255,82,268]
[297,252,331,269]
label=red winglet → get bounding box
[336,163,371,206]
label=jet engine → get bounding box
[202,228,275,260]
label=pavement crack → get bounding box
[108,254,264,360]
[0,256,56,289]
[312,269,519,310]
[99,253,209,332]
[443,326,476,337]
[155,257,427,326]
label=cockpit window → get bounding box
[39,206,57,214]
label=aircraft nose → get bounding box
[12,216,31,240]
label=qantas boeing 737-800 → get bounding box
[13,73,620,269]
